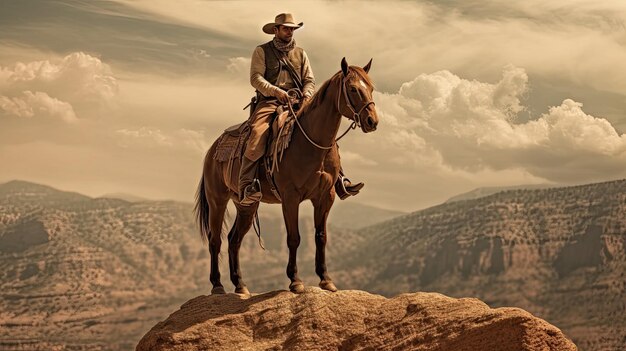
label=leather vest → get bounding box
[260,41,303,86]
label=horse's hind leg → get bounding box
[227,202,258,295]
[208,192,229,295]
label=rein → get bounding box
[286,89,334,150]
[286,73,375,150]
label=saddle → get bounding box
[213,121,250,163]
[214,107,297,177]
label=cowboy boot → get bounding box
[335,168,364,200]
[239,156,262,206]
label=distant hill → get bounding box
[444,183,559,203]
[0,181,198,350]
[333,179,626,351]
[0,180,92,206]
[99,192,152,203]
[328,201,406,229]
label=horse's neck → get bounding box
[277,81,342,189]
[296,83,342,152]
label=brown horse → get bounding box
[194,58,379,295]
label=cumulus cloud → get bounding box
[373,65,626,182]
[0,91,77,123]
[0,52,118,122]
[115,127,210,154]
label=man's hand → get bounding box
[275,89,289,104]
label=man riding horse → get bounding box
[195,14,378,294]
[239,13,364,206]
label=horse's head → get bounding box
[339,57,379,133]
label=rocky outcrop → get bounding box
[136,288,576,351]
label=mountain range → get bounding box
[444,183,560,203]
[1,179,624,350]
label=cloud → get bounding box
[372,65,626,182]
[227,57,251,75]
[116,127,171,146]
[0,91,77,123]
[189,48,211,60]
[114,1,626,95]
[339,150,378,167]
[3,1,626,211]
[115,127,210,154]
[0,52,118,121]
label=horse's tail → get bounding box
[194,167,210,244]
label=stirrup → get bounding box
[241,179,262,206]
[336,176,364,200]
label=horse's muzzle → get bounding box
[362,115,378,133]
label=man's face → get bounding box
[274,25,296,42]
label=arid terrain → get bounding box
[1,179,624,350]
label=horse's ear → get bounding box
[341,57,349,76]
[363,58,372,73]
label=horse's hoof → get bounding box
[319,280,338,292]
[235,286,250,295]
[211,286,226,295]
[289,282,305,294]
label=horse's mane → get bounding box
[297,66,373,118]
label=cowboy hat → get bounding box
[262,13,303,34]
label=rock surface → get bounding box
[136,288,577,351]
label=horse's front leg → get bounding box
[312,190,338,292]
[282,194,304,293]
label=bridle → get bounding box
[338,74,376,131]
[287,72,376,150]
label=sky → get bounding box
[1,0,625,212]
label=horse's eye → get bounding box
[350,87,357,93]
